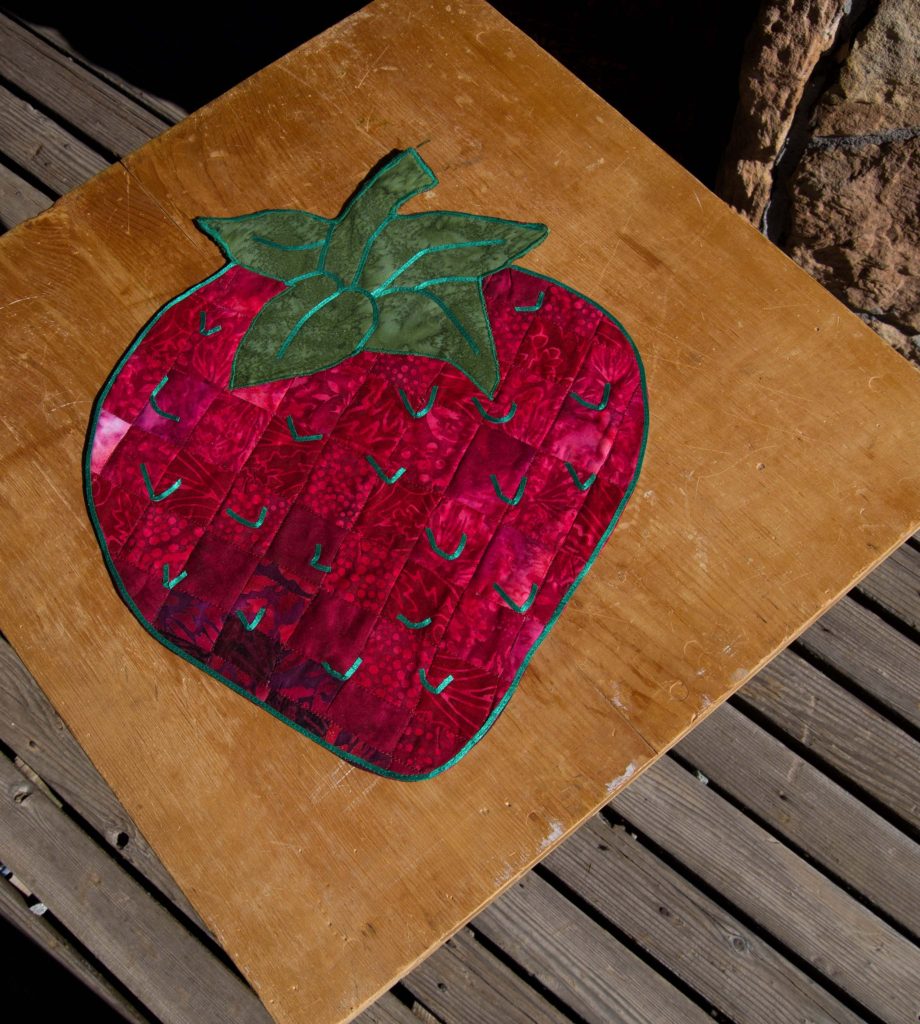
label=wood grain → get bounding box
[0,81,108,193]
[858,543,920,633]
[400,926,571,1024]
[0,873,152,1024]
[474,872,713,1024]
[0,2,919,1022]
[797,596,920,730]
[0,13,168,157]
[0,752,272,1024]
[20,18,188,126]
[613,758,920,1023]
[544,814,864,1024]
[741,650,920,829]
[0,640,207,931]
[0,161,52,228]
[676,701,920,930]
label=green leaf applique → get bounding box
[200,149,548,395]
[196,209,331,283]
[372,279,500,397]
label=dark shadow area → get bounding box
[5,0,760,187]
[0,915,126,1023]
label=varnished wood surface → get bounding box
[1,2,919,1022]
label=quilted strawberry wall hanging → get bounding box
[85,149,648,779]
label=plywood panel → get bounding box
[0,2,919,1022]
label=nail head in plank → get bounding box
[1,1,920,1022]
[545,814,866,1024]
[0,752,272,1024]
[613,757,920,1022]
[676,701,920,932]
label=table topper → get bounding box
[84,148,648,779]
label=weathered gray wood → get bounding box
[0,640,207,932]
[858,542,920,632]
[797,595,920,730]
[474,872,714,1024]
[0,874,151,1024]
[19,19,187,125]
[355,992,421,1024]
[0,752,272,1024]
[544,814,864,1024]
[740,648,920,830]
[0,14,168,156]
[0,161,52,229]
[613,757,920,1024]
[0,82,109,194]
[674,702,920,933]
[401,926,572,1024]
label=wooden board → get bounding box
[0,2,919,1022]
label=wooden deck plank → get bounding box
[0,81,108,194]
[0,13,169,157]
[354,993,421,1024]
[0,752,272,1024]
[544,813,865,1024]
[400,926,573,1024]
[1,2,920,1021]
[741,649,920,830]
[20,19,188,125]
[857,542,920,633]
[474,873,714,1024]
[675,701,920,931]
[0,875,152,1024]
[613,757,920,1023]
[0,160,52,228]
[797,596,920,730]
[0,641,207,931]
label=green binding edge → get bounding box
[83,262,649,782]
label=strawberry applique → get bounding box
[86,149,648,779]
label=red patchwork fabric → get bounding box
[85,150,647,779]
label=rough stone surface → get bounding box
[813,0,920,135]
[718,0,846,224]
[721,0,920,364]
[785,1,920,362]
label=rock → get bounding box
[784,0,920,358]
[785,135,920,346]
[813,0,920,136]
[718,0,846,225]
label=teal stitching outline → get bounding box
[236,607,266,632]
[223,149,547,399]
[286,415,323,442]
[85,262,647,781]
[490,473,527,507]
[571,381,611,412]
[472,396,517,424]
[493,581,538,614]
[310,543,332,573]
[366,454,406,485]
[396,614,433,630]
[161,564,187,591]
[565,462,597,491]
[140,463,181,503]
[196,208,331,283]
[322,656,362,682]
[398,385,437,419]
[224,505,268,529]
[419,668,454,695]
[199,310,222,336]
[515,290,545,313]
[149,376,180,422]
[424,527,466,561]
